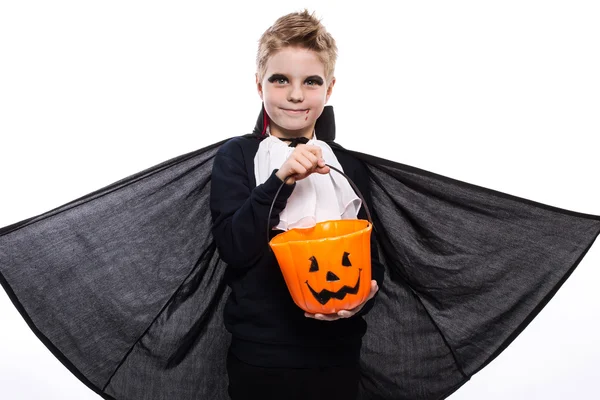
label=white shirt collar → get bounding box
[265,125,317,141]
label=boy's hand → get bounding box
[275,144,330,185]
[304,280,379,321]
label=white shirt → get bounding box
[254,126,362,231]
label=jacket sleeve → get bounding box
[210,139,295,268]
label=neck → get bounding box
[268,120,315,140]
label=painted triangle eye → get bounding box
[342,252,352,267]
[309,256,319,272]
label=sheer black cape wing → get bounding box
[339,145,600,399]
[1,128,599,399]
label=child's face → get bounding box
[256,46,335,137]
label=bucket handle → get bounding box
[267,164,374,246]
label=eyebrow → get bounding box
[267,73,324,82]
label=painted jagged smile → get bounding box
[305,269,362,305]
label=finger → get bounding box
[314,313,341,321]
[295,146,326,174]
[287,159,308,178]
[343,301,366,315]
[343,282,379,314]
[337,309,356,318]
[367,280,379,300]
[294,153,317,172]
[296,148,320,171]
[298,145,320,160]
[305,312,340,321]
[314,164,330,175]
[303,144,323,160]
[366,291,375,302]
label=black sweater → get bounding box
[209,133,385,368]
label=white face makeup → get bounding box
[257,46,335,139]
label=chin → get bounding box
[273,119,313,132]
[283,125,313,134]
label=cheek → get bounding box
[307,89,328,104]
[261,89,279,106]
[261,94,280,117]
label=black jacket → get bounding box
[209,126,385,368]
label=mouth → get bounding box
[305,269,362,305]
[282,108,309,115]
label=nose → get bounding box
[287,83,304,102]
[326,271,340,282]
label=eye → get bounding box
[306,77,324,86]
[342,252,352,267]
[309,256,319,272]
[267,74,288,85]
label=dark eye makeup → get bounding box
[267,74,324,86]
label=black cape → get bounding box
[1,106,599,400]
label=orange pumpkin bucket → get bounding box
[267,165,374,314]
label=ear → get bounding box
[256,73,263,100]
[325,77,336,104]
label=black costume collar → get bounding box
[251,103,336,142]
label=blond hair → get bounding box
[256,9,338,84]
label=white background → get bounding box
[1,1,599,399]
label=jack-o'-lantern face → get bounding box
[305,252,361,305]
[270,220,372,314]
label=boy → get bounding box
[210,9,385,400]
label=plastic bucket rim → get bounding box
[269,219,372,246]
